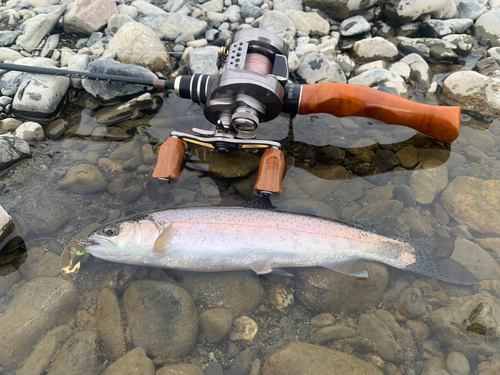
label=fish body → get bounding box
[85,206,477,285]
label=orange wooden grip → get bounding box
[299,83,461,142]
[152,137,185,180]
[254,148,285,194]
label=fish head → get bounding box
[85,218,161,262]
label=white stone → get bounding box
[488,47,500,62]
[354,60,386,76]
[295,43,318,56]
[0,204,12,243]
[389,61,411,80]
[285,9,330,36]
[13,121,45,141]
[131,1,167,15]
[339,15,371,36]
[259,10,296,50]
[400,53,432,90]
[475,10,500,47]
[187,39,208,48]
[288,51,300,72]
[348,69,408,98]
[118,4,139,18]
[68,54,90,89]
[352,37,398,63]
[0,47,23,62]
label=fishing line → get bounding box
[244,53,273,75]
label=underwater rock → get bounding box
[313,325,356,344]
[200,308,233,343]
[19,247,60,280]
[97,287,126,362]
[198,149,260,179]
[398,287,426,318]
[295,262,388,313]
[0,134,31,171]
[57,163,108,195]
[441,176,500,235]
[351,199,404,226]
[451,238,500,281]
[429,292,500,360]
[0,277,78,370]
[268,283,294,311]
[123,280,199,359]
[262,342,383,375]
[47,330,98,375]
[156,364,204,375]
[181,271,264,317]
[229,316,259,343]
[104,21,171,73]
[102,347,154,375]
[63,0,118,35]
[409,159,448,205]
[95,93,154,124]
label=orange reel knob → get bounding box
[152,137,186,180]
[254,148,285,195]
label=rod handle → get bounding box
[254,148,285,195]
[298,83,461,142]
[152,138,186,180]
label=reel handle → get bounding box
[254,148,285,195]
[298,83,461,143]
[152,137,186,180]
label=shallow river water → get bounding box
[1,61,500,375]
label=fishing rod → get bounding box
[0,28,461,196]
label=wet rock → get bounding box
[202,150,260,179]
[97,287,126,362]
[63,0,118,35]
[314,325,356,344]
[311,164,351,180]
[348,69,408,97]
[475,57,500,79]
[303,0,377,20]
[103,347,154,375]
[58,164,107,194]
[297,54,346,84]
[82,59,157,101]
[382,0,457,26]
[123,280,198,359]
[272,198,337,220]
[16,325,73,375]
[95,93,154,124]
[0,277,78,370]
[423,356,449,375]
[399,288,426,318]
[443,34,475,56]
[19,247,60,280]
[200,308,233,343]
[400,53,433,90]
[139,13,207,41]
[340,15,371,36]
[421,18,473,38]
[475,9,500,47]
[13,121,45,141]
[104,22,171,73]
[47,331,98,375]
[352,199,404,226]
[0,204,13,244]
[446,351,470,375]
[406,320,431,341]
[0,135,32,170]
[181,271,263,317]
[397,39,431,60]
[22,191,71,235]
[375,150,399,172]
[351,37,399,63]
[268,284,294,311]
[228,347,257,375]
[392,185,416,207]
[229,316,258,343]
[262,341,383,375]
[17,5,66,52]
[409,159,448,205]
[441,176,500,235]
[443,71,500,116]
[430,292,500,360]
[357,313,404,363]
[157,364,204,375]
[188,46,219,75]
[285,10,330,36]
[259,10,296,50]
[0,117,21,133]
[311,313,336,328]
[318,145,345,165]
[451,238,500,281]
[116,185,143,204]
[295,262,388,313]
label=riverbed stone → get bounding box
[443,71,500,116]
[409,159,448,205]
[0,277,78,370]
[123,280,198,359]
[348,69,408,97]
[47,331,98,375]
[285,9,330,36]
[340,15,371,36]
[259,10,296,50]
[297,54,346,84]
[421,18,473,38]
[157,364,204,375]
[381,0,457,26]
[351,37,399,63]
[104,21,171,73]
[0,204,13,244]
[63,0,118,35]
[430,292,500,360]
[181,271,263,317]
[442,34,475,56]
[262,342,383,375]
[102,347,154,375]
[303,0,378,20]
[188,46,219,75]
[358,313,404,363]
[97,287,126,362]
[13,121,45,141]
[19,247,60,280]
[475,9,500,47]
[400,53,433,90]
[295,262,388,313]
[352,199,404,226]
[139,13,207,41]
[229,316,258,343]
[451,238,500,281]
[399,287,426,318]
[200,308,233,343]
[441,176,500,235]
[0,134,30,171]
[58,163,107,194]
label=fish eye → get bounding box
[102,225,119,237]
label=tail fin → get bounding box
[402,237,478,285]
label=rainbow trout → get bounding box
[83,206,477,285]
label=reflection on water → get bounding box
[1,85,500,374]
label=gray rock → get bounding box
[475,57,500,79]
[157,364,204,375]
[396,22,419,37]
[348,68,408,97]
[442,34,475,56]
[314,325,356,344]
[354,60,386,76]
[241,3,261,19]
[41,33,60,58]
[181,271,263,317]
[107,13,134,34]
[17,5,66,52]
[131,0,166,15]
[0,134,31,171]
[0,278,78,370]
[200,308,234,343]
[352,37,399,63]
[63,0,118,35]
[116,185,143,204]
[0,204,13,244]
[297,53,346,84]
[58,164,107,194]
[339,15,371,36]
[295,262,388,313]
[19,246,60,280]
[381,0,457,25]
[352,199,404,226]
[47,331,98,375]
[430,292,500,360]
[475,10,500,47]
[97,288,126,362]
[82,59,156,101]
[358,313,404,363]
[446,351,470,375]
[274,0,303,13]
[0,30,20,47]
[123,280,199,359]
[118,4,139,18]
[489,47,500,63]
[259,10,296,50]
[139,13,207,41]
[398,40,430,60]
[400,53,432,90]
[409,159,448,204]
[451,238,500,282]
[68,54,90,89]
[399,287,426,318]
[15,325,73,375]
[13,121,45,141]
[285,9,330,36]
[274,198,337,220]
[188,46,219,75]
[421,18,473,38]
[102,347,155,375]
[303,0,378,20]
[457,0,487,20]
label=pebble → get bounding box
[446,351,470,375]
[268,284,294,311]
[340,15,371,36]
[200,308,234,343]
[229,316,258,343]
[57,164,108,195]
[398,288,426,318]
[156,364,204,375]
[314,325,356,344]
[97,288,126,362]
[102,347,154,375]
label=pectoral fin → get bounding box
[153,224,174,256]
[321,259,369,278]
[250,258,273,274]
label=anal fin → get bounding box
[321,259,369,278]
[250,258,273,275]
